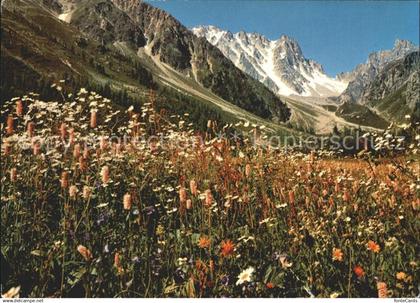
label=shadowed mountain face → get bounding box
[1,0,291,130]
[332,50,419,125]
[1,0,155,101]
[70,0,146,48]
[335,40,418,104]
[361,51,420,122]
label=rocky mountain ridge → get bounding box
[192,25,348,98]
[335,39,418,104]
[2,0,292,128]
[361,51,420,122]
[73,0,291,122]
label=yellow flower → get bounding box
[82,186,92,200]
[396,272,406,281]
[330,292,340,298]
[69,185,78,199]
[156,225,164,236]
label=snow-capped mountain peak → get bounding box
[192,25,348,97]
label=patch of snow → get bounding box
[262,41,297,96]
[58,12,72,23]
[192,25,350,98]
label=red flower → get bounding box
[220,240,235,257]
[367,240,380,253]
[332,248,344,261]
[353,265,365,278]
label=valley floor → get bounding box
[284,96,385,134]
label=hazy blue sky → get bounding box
[146,0,419,76]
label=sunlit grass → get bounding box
[1,87,419,298]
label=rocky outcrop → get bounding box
[360,51,420,121]
[41,0,63,13]
[70,0,146,47]
[336,40,418,104]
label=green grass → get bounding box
[370,84,412,123]
[336,102,389,129]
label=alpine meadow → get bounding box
[1,0,419,299]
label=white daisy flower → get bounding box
[236,267,254,285]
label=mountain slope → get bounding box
[335,102,390,129]
[335,39,418,104]
[361,51,420,122]
[191,25,390,133]
[1,0,299,137]
[70,0,146,47]
[69,0,291,123]
[192,25,348,98]
[1,0,155,100]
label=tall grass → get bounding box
[1,88,419,298]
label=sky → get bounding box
[146,0,419,76]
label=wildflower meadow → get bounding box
[1,87,419,298]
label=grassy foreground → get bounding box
[1,89,419,298]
